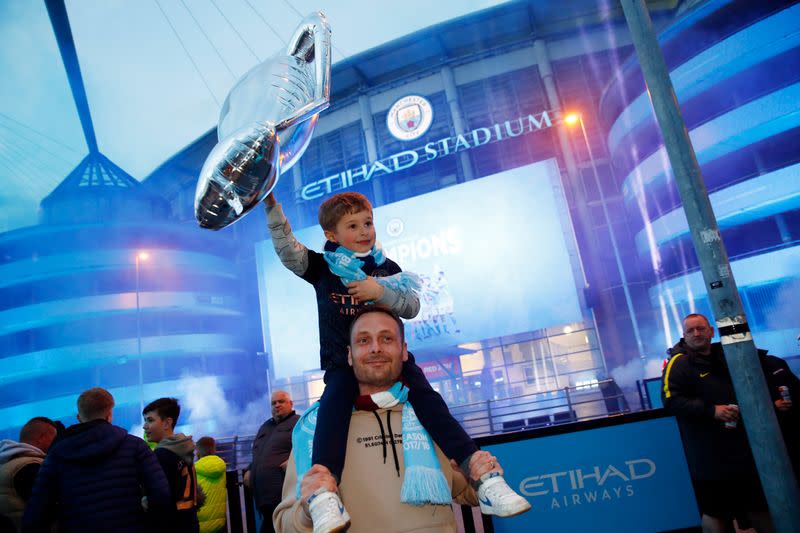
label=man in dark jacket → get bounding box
[244,390,300,533]
[143,397,201,533]
[21,387,172,532]
[761,353,800,481]
[661,313,776,533]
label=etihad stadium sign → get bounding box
[300,110,554,200]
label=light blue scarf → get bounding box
[292,382,452,506]
[323,242,421,298]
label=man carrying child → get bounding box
[265,192,529,533]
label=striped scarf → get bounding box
[322,241,420,298]
[292,382,452,506]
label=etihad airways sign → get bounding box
[300,110,554,200]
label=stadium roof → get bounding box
[0,0,678,232]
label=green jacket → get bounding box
[195,454,227,533]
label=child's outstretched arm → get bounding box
[375,278,420,319]
[347,276,421,319]
[264,192,309,276]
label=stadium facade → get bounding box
[2,0,798,437]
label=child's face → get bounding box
[325,209,375,253]
[142,411,172,444]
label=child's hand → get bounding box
[264,192,277,207]
[347,277,384,302]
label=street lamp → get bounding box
[564,112,646,361]
[134,251,149,414]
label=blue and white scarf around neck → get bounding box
[292,382,452,506]
[322,241,420,298]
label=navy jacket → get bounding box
[304,242,402,371]
[22,419,172,533]
[662,341,800,481]
[661,341,759,480]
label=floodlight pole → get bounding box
[575,115,645,362]
[619,1,800,531]
[135,255,144,415]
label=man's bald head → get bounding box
[19,417,58,453]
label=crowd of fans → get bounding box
[0,390,227,533]
[2,310,798,533]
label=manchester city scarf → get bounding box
[322,241,420,298]
[292,381,452,506]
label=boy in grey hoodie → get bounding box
[143,397,201,533]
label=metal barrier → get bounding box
[214,379,627,469]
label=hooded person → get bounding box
[195,437,227,533]
[143,397,201,533]
[0,417,57,531]
[21,388,172,533]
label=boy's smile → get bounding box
[325,210,376,254]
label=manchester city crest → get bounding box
[387,95,433,141]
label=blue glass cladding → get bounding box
[600,0,800,357]
[0,217,262,439]
[599,0,794,127]
[459,66,552,178]
[611,46,800,186]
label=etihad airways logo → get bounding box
[519,458,656,509]
[300,110,553,200]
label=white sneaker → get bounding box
[307,489,351,533]
[477,472,531,517]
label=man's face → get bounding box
[324,210,376,254]
[271,392,293,420]
[348,311,408,394]
[683,316,714,353]
[142,411,172,444]
[36,426,57,454]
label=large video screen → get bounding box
[256,159,583,379]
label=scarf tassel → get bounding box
[401,465,453,506]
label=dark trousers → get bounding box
[259,503,278,533]
[312,353,479,480]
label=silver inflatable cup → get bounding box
[195,12,331,230]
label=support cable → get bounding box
[0,122,77,167]
[0,145,67,193]
[153,0,221,107]
[178,0,237,79]
[0,113,83,155]
[208,0,261,62]
[242,0,287,45]
[0,152,47,199]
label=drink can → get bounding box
[724,404,738,429]
[779,386,791,403]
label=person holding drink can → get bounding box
[661,313,775,533]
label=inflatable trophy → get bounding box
[194,12,331,230]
